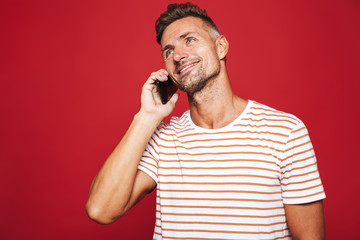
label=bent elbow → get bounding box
[85,202,124,225]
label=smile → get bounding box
[177,61,199,75]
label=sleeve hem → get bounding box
[138,166,158,184]
[283,192,326,204]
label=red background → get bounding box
[1,0,359,239]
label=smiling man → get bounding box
[86,3,326,239]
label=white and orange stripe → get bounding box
[138,100,325,240]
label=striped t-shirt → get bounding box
[138,100,325,240]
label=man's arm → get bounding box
[284,200,325,240]
[85,69,179,224]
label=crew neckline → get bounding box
[186,99,253,132]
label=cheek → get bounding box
[193,45,207,56]
[195,44,217,60]
[165,61,174,72]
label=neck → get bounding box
[187,66,247,129]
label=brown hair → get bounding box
[155,2,220,44]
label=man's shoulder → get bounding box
[156,110,192,133]
[248,100,303,130]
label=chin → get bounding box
[179,77,208,94]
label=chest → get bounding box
[157,133,283,186]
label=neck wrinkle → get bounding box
[187,68,247,129]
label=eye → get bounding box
[186,38,195,44]
[165,50,174,59]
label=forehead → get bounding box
[160,17,211,46]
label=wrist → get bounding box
[134,110,163,128]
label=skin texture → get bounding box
[285,201,325,240]
[85,69,175,224]
[161,17,247,128]
[161,18,221,95]
[86,16,325,239]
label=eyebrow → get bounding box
[162,32,195,54]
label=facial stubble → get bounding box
[177,60,220,95]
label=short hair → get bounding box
[155,2,220,44]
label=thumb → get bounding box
[168,92,179,105]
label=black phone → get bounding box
[155,76,178,104]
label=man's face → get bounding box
[161,17,221,94]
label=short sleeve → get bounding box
[280,120,326,204]
[137,123,164,183]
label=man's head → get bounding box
[155,2,220,44]
[155,3,229,95]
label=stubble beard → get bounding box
[177,61,221,95]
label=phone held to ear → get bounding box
[155,76,178,104]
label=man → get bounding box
[86,3,325,239]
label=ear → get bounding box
[216,35,229,60]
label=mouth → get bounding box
[176,61,199,76]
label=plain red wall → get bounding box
[1,0,359,239]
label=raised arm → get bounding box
[285,200,325,240]
[85,69,179,224]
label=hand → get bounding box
[139,69,179,121]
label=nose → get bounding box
[173,47,188,63]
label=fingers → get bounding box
[146,69,168,85]
[142,69,167,93]
[141,69,170,106]
[139,69,178,119]
[167,92,179,105]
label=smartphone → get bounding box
[155,76,178,104]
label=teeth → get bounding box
[180,63,195,73]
